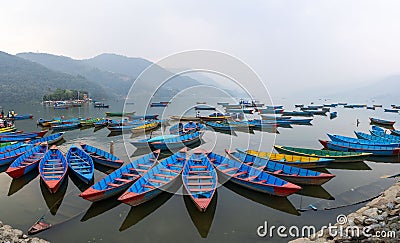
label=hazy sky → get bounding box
[2,0,400,94]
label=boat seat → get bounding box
[160,168,179,173]
[190,188,213,192]
[189,165,207,169]
[122,173,139,178]
[21,162,32,165]
[25,158,38,162]
[154,173,174,178]
[43,171,64,174]
[216,163,228,168]
[44,175,62,179]
[187,182,213,186]
[143,184,155,189]
[114,178,131,183]
[245,175,258,181]
[108,183,121,187]
[188,170,210,174]
[167,164,183,168]
[148,179,167,184]
[233,171,248,177]
[187,176,213,179]
[222,167,238,173]
[131,168,147,172]
[42,167,63,170]
[137,163,151,167]
[176,157,185,161]
[47,159,61,162]
[273,170,283,174]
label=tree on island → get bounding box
[43,89,88,101]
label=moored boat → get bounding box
[131,122,160,134]
[80,143,124,168]
[170,115,201,121]
[239,149,333,168]
[27,132,65,145]
[369,117,395,126]
[0,130,48,142]
[226,150,335,185]
[273,145,371,162]
[319,140,400,156]
[182,150,217,212]
[66,145,95,184]
[206,151,301,197]
[384,109,399,113]
[80,150,160,202]
[327,134,400,147]
[39,145,68,193]
[118,148,187,206]
[6,143,48,178]
[106,111,136,117]
[0,144,34,166]
[52,122,80,131]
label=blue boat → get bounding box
[118,148,187,206]
[330,112,337,119]
[384,109,399,113]
[11,114,33,120]
[151,132,203,151]
[6,143,48,178]
[371,125,385,133]
[27,132,65,145]
[370,130,400,142]
[319,140,400,156]
[169,122,206,134]
[327,134,400,147]
[226,150,335,186]
[182,150,217,212]
[257,108,284,114]
[130,134,180,149]
[80,150,160,202]
[206,151,301,196]
[39,145,68,193]
[0,142,26,154]
[52,122,80,131]
[282,111,313,117]
[80,143,124,168]
[0,130,48,142]
[128,114,159,120]
[66,145,95,184]
[0,144,34,166]
[354,131,399,143]
[391,130,400,136]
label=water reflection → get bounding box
[40,179,68,215]
[8,170,39,196]
[367,156,400,163]
[94,164,117,175]
[69,173,93,193]
[81,197,122,222]
[326,161,372,170]
[223,181,300,216]
[119,181,181,231]
[295,185,334,200]
[183,190,217,238]
[0,165,8,173]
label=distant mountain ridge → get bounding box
[17,52,202,98]
[0,51,107,103]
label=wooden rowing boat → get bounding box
[182,150,217,212]
[80,143,124,168]
[273,145,371,162]
[206,151,301,197]
[0,144,35,166]
[6,143,48,178]
[66,145,94,184]
[327,134,400,147]
[80,150,160,202]
[118,148,187,206]
[369,117,395,126]
[226,150,335,185]
[319,140,400,156]
[241,149,333,168]
[39,145,68,193]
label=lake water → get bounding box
[0,98,399,242]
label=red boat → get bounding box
[39,145,68,193]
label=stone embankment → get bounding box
[290,181,400,242]
[0,221,49,243]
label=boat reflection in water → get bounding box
[223,181,300,216]
[295,185,334,200]
[326,161,372,171]
[8,170,39,196]
[119,180,181,231]
[40,179,68,216]
[183,189,217,238]
[69,172,93,193]
[81,196,122,222]
[367,156,400,163]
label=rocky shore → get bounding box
[290,181,400,242]
[0,221,49,243]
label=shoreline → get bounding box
[0,221,49,243]
[290,180,400,242]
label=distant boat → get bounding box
[150,102,168,107]
[369,117,395,126]
[384,109,399,113]
[196,101,207,104]
[294,104,304,108]
[327,134,400,147]
[106,111,136,117]
[170,115,201,121]
[330,111,337,119]
[94,102,109,108]
[319,140,400,156]
[195,105,216,111]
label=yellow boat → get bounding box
[0,126,16,133]
[131,122,160,134]
[241,149,333,168]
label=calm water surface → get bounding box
[0,98,399,242]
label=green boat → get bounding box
[274,145,372,162]
[80,118,103,127]
[0,141,17,147]
[105,112,136,117]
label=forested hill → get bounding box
[0,51,107,103]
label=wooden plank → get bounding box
[187,182,213,186]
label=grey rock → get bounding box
[395,197,400,204]
[362,208,378,218]
[389,208,400,216]
[387,202,395,210]
[364,218,378,225]
[354,216,366,225]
